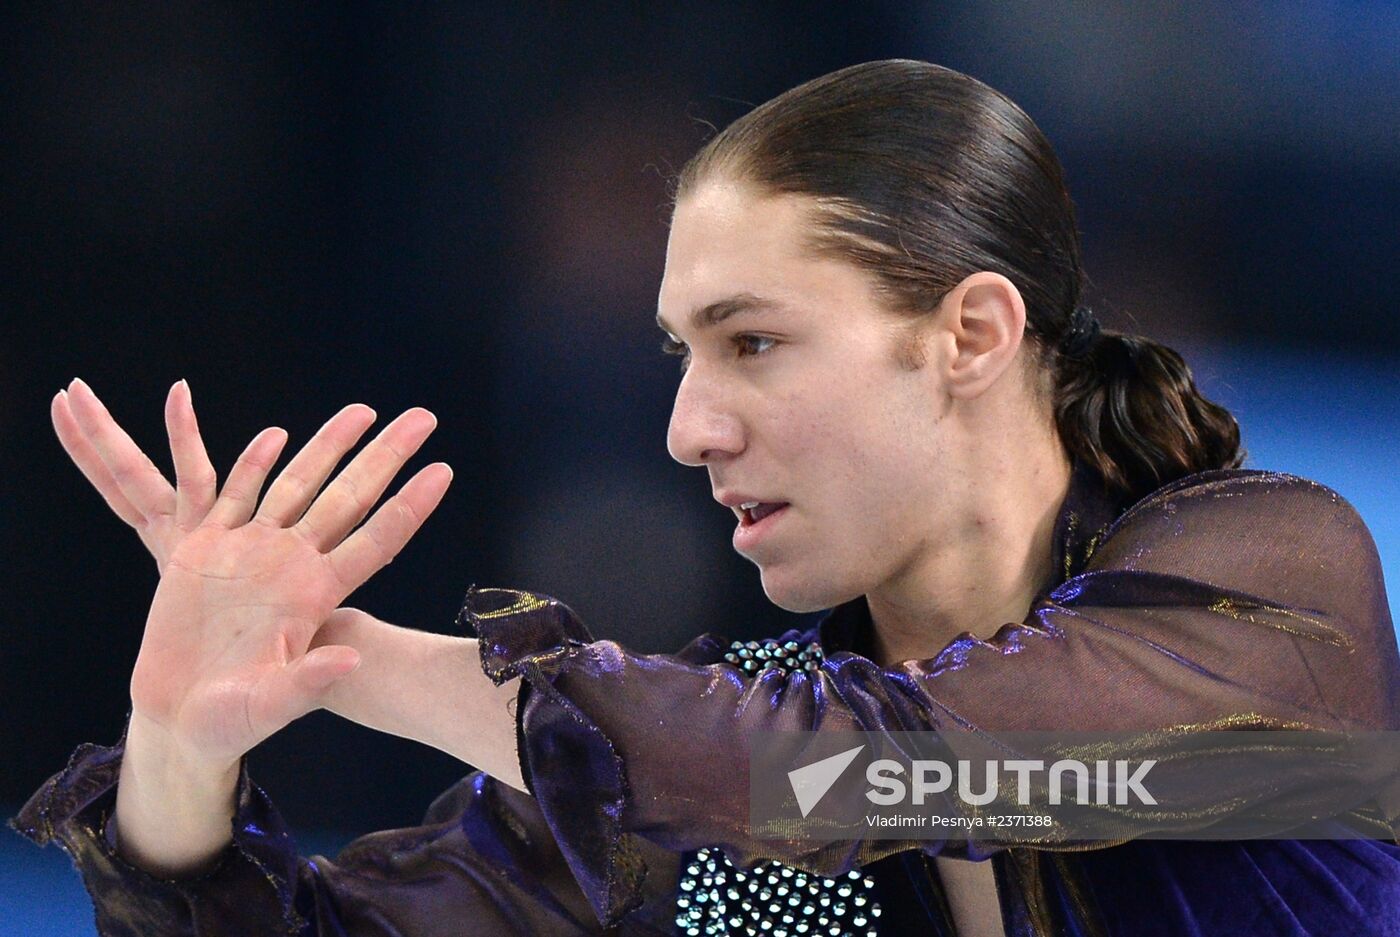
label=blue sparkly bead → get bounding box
[727,638,823,681]
[676,842,878,936]
[680,644,865,935]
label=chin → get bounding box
[758,565,862,615]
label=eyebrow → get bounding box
[655,293,790,337]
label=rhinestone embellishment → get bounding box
[723,639,823,676]
[675,847,880,937]
[675,639,881,935]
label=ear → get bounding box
[934,272,1026,399]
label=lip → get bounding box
[715,491,777,519]
[732,502,790,553]
[714,491,780,507]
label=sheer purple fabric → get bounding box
[11,462,1400,935]
[475,464,1400,931]
[9,712,684,934]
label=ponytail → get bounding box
[1053,323,1245,504]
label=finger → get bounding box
[205,427,290,528]
[296,408,438,552]
[254,403,378,527]
[51,390,147,528]
[165,380,219,529]
[326,462,452,591]
[255,644,362,733]
[65,378,176,522]
[287,644,361,698]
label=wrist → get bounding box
[311,609,398,726]
[114,710,242,878]
[124,709,241,782]
[421,635,526,790]
[305,612,526,791]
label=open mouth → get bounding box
[740,501,789,526]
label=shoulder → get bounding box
[1088,467,1389,634]
[1122,466,1359,515]
[1105,467,1375,555]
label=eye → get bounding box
[660,334,776,375]
[660,336,691,373]
[733,334,777,359]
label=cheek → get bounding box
[766,371,936,518]
[770,379,888,457]
[824,418,942,560]
[817,395,932,491]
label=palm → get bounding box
[131,526,337,760]
[54,378,451,766]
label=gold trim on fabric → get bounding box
[1206,597,1353,648]
[472,590,552,619]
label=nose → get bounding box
[666,368,744,466]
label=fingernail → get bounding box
[69,377,86,392]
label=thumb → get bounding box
[285,644,362,703]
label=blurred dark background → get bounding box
[3,5,1397,930]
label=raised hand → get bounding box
[112,392,452,770]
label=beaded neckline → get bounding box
[723,638,823,676]
[675,846,881,937]
[675,638,882,937]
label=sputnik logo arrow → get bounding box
[788,745,866,817]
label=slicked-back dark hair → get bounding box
[672,59,1243,503]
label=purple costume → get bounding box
[12,462,1400,935]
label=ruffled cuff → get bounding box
[456,585,647,930]
[6,712,311,936]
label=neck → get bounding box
[864,444,1073,668]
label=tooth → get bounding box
[740,501,760,510]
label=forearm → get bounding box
[112,710,241,878]
[314,611,526,792]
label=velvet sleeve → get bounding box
[460,469,1400,928]
[6,710,673,936]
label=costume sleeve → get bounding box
[461,469,1400,927]
[6,711,650,936]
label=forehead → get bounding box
[657,181,878,335]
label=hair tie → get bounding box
[1059,305,1101,358]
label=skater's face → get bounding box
[659,178,1006,613]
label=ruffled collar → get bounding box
[816,459,1127,657]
